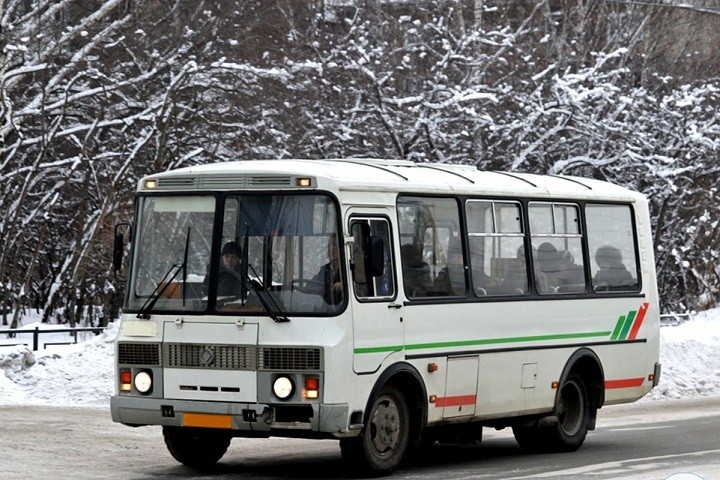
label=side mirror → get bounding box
[350,223,386,285]
[113,232,124,272]
[113,223,131,278]
[366,235,384,278]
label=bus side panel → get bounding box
[403,294,658,424]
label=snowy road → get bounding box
[1,397,719,480]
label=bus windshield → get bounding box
[126,193,344,316]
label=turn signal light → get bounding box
[120,369,132,392]
[303,377,320,399]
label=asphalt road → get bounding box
[1,397,718,480]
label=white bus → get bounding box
[111,159,660,476]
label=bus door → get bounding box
[347,214,403,374]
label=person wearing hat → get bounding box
[217,241,244,297]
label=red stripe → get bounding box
[605,377,644,389]
[628,302,650,340]
[435,395,477,407]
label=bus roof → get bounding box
[138,159,643,202]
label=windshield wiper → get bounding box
[136,227,191,319]
[245,263,289,323]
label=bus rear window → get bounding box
[586,204,640,292]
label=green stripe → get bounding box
[354,331,611,355]
[619,310,637,340]
[611,316,626,340]
[354,344,404,355]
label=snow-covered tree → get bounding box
[2,0,718,323]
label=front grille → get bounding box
[120,342,322,371]
[259,347,322,371]
[118,342,161,366]
[164,344,257,370]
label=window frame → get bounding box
[466,199,529,298]
[396,195,467,300]
[349,215,398,303]
[528,201,587,296]
[585,202,643,294]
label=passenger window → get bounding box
[466,201,527,296]
[586,204,640,292]
[529,202,586,294]
[350,218,395,299]
[397,196,466,298]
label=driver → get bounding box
[217,241,243,297]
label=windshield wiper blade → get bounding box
[245,264,289,323]
[136,263,183,319]
[137,228,191,319]
[181,227,191,307]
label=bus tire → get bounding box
[340,385,410,476]
[513,374,591,453]
[163,426,231,468]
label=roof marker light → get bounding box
[144,179,157,189]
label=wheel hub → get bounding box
[370,399,400,454]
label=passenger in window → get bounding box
[217,241,244,297]
[557,250,585,291]
[434,241,465,296]
[594,245,633,288]
[536,242,561,291]
[401,243,432,297]
[501,245,529,294]
[312,236,344,305]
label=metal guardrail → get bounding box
[0,327,106,351]
[659,313,692,327]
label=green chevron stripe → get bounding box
[611,315,626,340]
[619,310,637,340]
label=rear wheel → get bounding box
[513,374,591,453]
[163,426,231,468]
[340,385,410,476]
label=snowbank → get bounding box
[1,310,719,407]
[644,309,720,401]
[0,323,117,407]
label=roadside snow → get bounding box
[0,310,719,407]
[0,323,117,407]
[644,309,720,401]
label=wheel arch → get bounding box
[365,362,428,439]
[556,348,605,423]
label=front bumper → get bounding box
[110,396,349,436]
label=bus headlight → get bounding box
[273,376,294,400]
[134,371,153,394]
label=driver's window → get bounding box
[351,218,395,300]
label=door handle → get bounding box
[388,303,402,309]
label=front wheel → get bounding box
[163,426,231,469]
[513,374,592,453]
[340,385,411,476]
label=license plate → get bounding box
[182,412,233,429]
